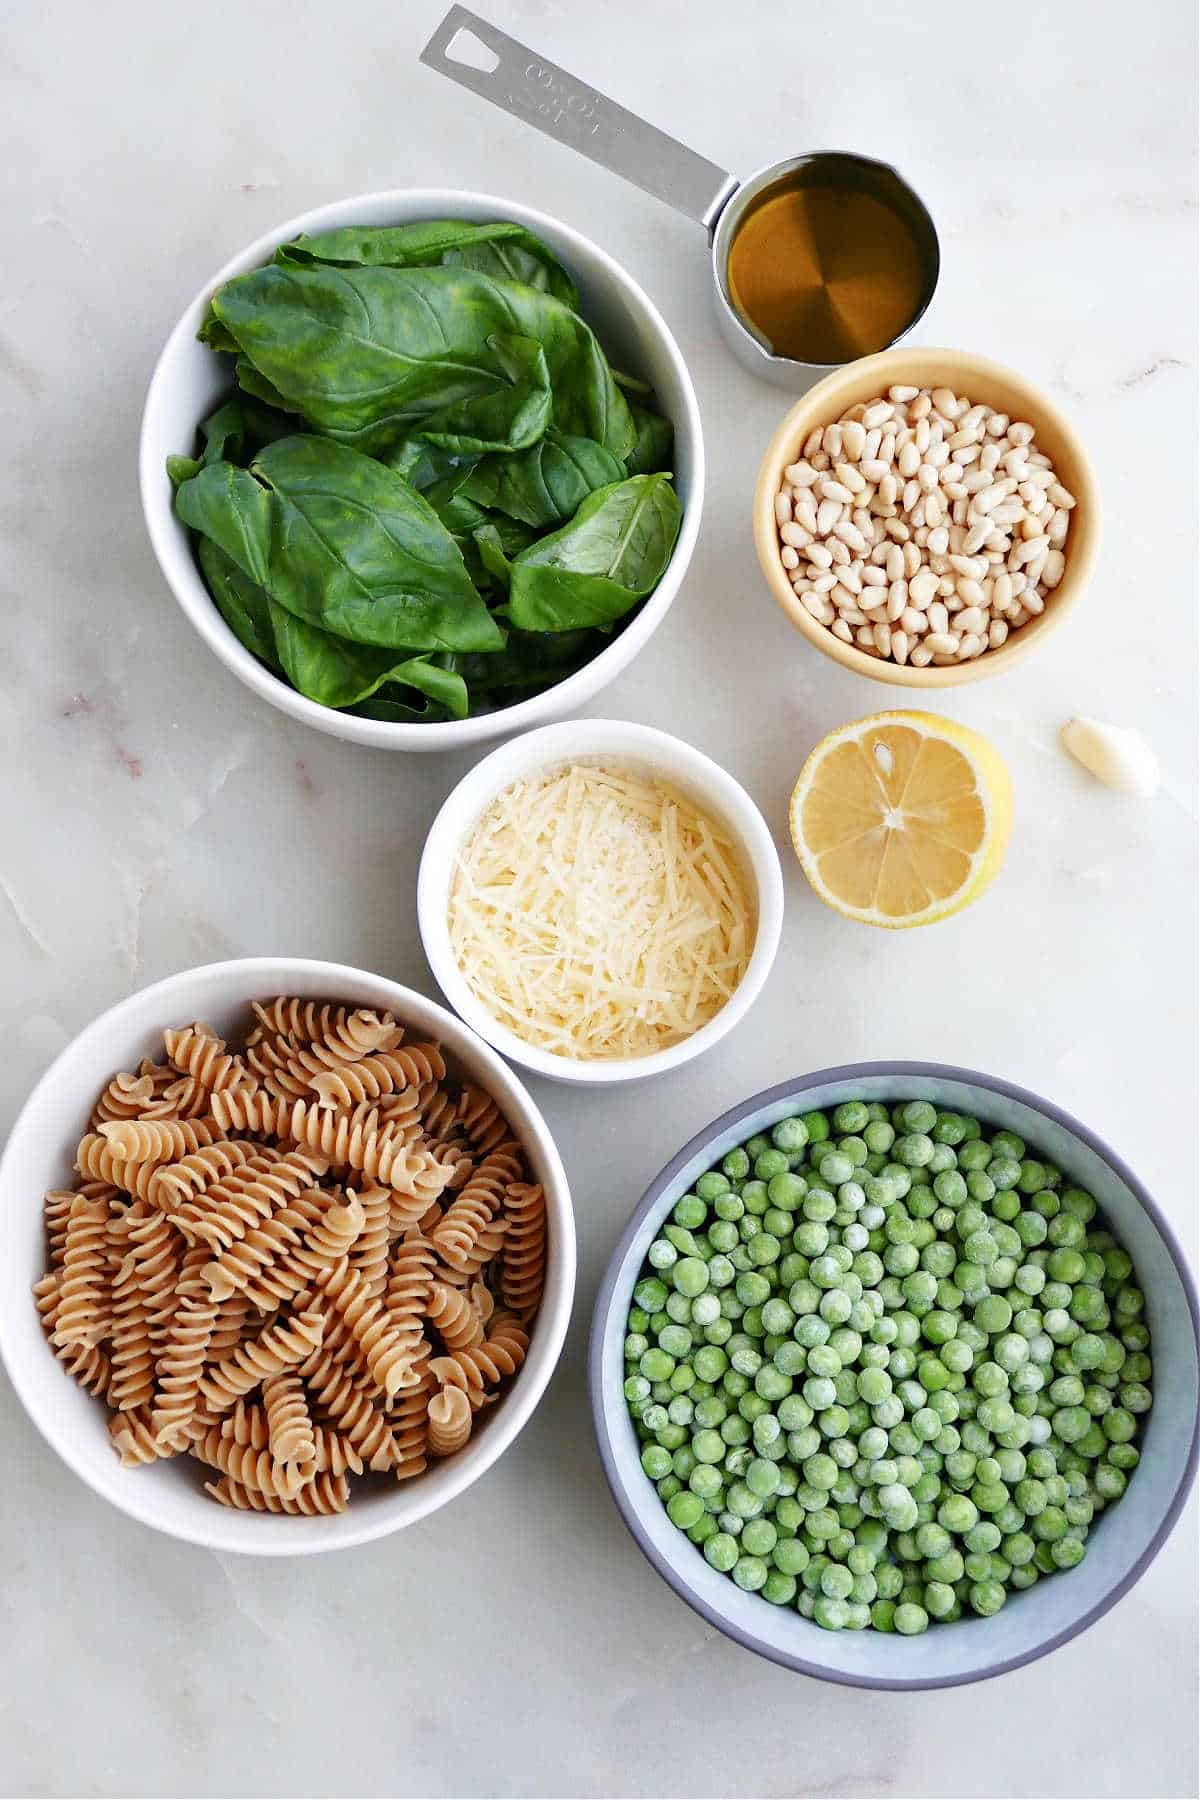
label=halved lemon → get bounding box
[789,711,1013,928]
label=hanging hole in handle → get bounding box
[445,26,500,74]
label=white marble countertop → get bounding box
[1,3,1196,1795]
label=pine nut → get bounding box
[774,386,1075,668]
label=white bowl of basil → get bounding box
[140,189,704,749]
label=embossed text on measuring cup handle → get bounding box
[421,6,736,229]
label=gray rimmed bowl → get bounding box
[589,1062,1199,1689]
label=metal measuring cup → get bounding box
[421,6,940,390]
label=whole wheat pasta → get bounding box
[34,999,543,1516]
[109,1407,168,1467]
[428,1384,473,1458]
[348,1184,390,1300]
[204,1472,351,1514]
[141,1075,211,1121]
[75,1134,166,1201]
[314,1262,413,1398]
[163,1025,255,1094]
[44,1190,78,1268]
[427,1280,484,1351]
[99,1117,218,1165]
[500,1183,547,1322]
[108,1209,176,1412]
[389,1371,433,1481]
[429,1318,530,1410]
[247,999,401,1063]
[198,1310,326,1413]
[152,1282,218,1450]
[90,1071,155,1127]
[384,1231,437,1376]
[53,1196,111,1349]
[456,1085,512,1153]
[302,1350,396,1471]
[308,1043,447,1110]
[193,1424,309,1498]
[247,1193,366,1311]
[263,1371,316,1475]
[168,1148,329,1251]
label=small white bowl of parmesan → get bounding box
[417,720,785,1085]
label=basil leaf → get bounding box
[268,602,468,714]
[210,264,634,459]
[175,435,502,653]
[624,402,675,476]
[276,219,578,309]
[197,538,280,668]
[412,331,552,455]
[507,473,683,632]
[379,439,480,492]
[461,430,625,528]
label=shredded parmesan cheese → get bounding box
[448,762,755,1060]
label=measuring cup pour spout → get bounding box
[422,7,940,390]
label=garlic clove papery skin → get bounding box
[1060,717,1160,797]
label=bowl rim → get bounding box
[0,956,576,1555]
[138,185,705,752]
[752,347,1101,689]
[588,1059,1200,1688]
[416,718,786,1085]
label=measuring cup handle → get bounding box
[420,6,738,232]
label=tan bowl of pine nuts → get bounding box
[753,348,1100,685]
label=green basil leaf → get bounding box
[197,537,280,667]
[461,430,625,528]
[276,219,578,309]
[197,309,240,352]
[210,264,634,459]
[446,625,602,693]
[175,435,502,653]
[378,439,479,492]
[267,602,469,714]
[412,331,552,455]
[167,454,202,489]
[507,473,682,631]
[624,402,675,476]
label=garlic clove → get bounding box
[1060,717,1160,797]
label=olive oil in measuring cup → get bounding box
[725,161,936,365]
[423,11,941,386]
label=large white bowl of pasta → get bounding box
[0,958,574,1554]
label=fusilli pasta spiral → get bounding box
[263,1371,316,1475]
[427,1384,473,1458]
[500,1182,548,1322]
[307,1043,447,1111]
[198,1310,326,1413]
[204,1472,350,1514]
[98,1117,218,1165]
[34,999,544,1518]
